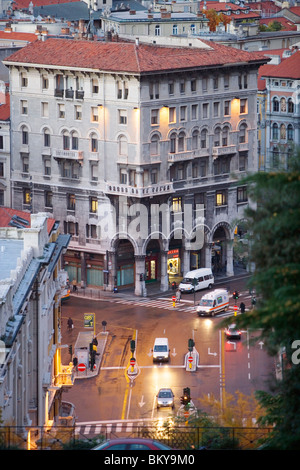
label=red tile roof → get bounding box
[0,92,10,121]
[0,207,55,234]
[259,17,297,31]
[13,0,77,9]
[261,50,300,79]
[3,38,268,74]
[0,30,38,43]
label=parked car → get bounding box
[92,438,171,450]
[156,388,175,409]
[225,323,241,339]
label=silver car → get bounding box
[156,388,175,409]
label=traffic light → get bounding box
[181,387,191,406]
[188,338,195,352]
[130,339,136,353]
[233,291,239,300]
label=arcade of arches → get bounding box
[64,222,248,296]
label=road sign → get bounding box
[130,358,136,366]
[78,363,86,372]
[188,356,193,362]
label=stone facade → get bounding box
[4,37,267,295]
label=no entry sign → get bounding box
[78,363,86,372]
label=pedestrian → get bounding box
[72,279,77,292]
[67,317,73,331]
[251,297,256,308]
[239,302,245,314]
[176,289,181,303]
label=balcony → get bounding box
[168,150,194,163]
[53,148,84,164]
[212,145,236,158]
[105,181,174,198]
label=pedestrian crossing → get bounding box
[112,296,248,315]
[75,419,152,437]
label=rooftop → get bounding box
[3,37,268,74]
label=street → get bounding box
[61,276,275,435]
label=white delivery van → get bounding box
[179,268,214,293]
[153,338,170,362]
[196,289,229,317]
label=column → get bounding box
[107,250,116,291]
[182,247,190,276]
[80,252,86,288]
[135,255,146,297]
[226,239,234,277]
[160,250,169,292]
[204,242,212,270]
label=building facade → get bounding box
[0,210,71,434]
[4,37,267,295]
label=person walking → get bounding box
[176,289,181,303]
[239,302,245,314]
[67,317,73,331]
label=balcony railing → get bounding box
[52,148,84,163]
[212,145,236,158]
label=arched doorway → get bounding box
[145,239,160,283]
[115,238,135,288]
[211,222,233,276]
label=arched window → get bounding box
[71,131,79,150]
[155,25,160,36]
[21,125,29,145]
[172,25,178,35]
[43,128,50,147]
[170,132,176,153]
[239,123,247,143]
[150,134,160,155]
[63,130,70,150]
[118,135,127,156]
[288,98,294,114]
[272,97,279,112]
[280,123,286,140]
[192,129,199,150]
[178,131,186,152]
[280,97,286,112]
[201,129,207,148]
[214,126,221,147]
[272,123,278,141]
[90,132,98,152]
[287,124,294,141]
[222,125,230,146]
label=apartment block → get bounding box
[3,37,268,295]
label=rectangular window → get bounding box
[149,82,159,100]
[169,107,176,123]
[21,73,28,87]
[42,75,49,89]
[44,159,51,176]
[21,100,28,115]
[191,78,197,92]
[213,102,220,118]
[91,107,98,122]
[180,106,187,122]
[67,193,76,210]
[240,99,247,114]
[41,102,49,118]
[45,191,53,208]
[120,169,127,184]
[213,76,218,90]
[92,78,99,94]
[75,105,82,120]
[224,100,230,116]
[91,164,98,181]
[191,104,198,120]
[237,186,248,203]
[180,80,185,94]
[58,103,65,119]
[216,190,227,206]
[203,103,209,119]
[224,74,229,89]
[90,197,98,213]
[151,109,159,125]
[172,196,182,212]
[168,81,174,95]
[0,162,4,177]
[23,189,31,205]
[202,78,207,93]
[119,109,127,125]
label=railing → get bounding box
[105,182,174,198]
[212,144,237,158]
[52,148,84,162]
[0,424,273,450]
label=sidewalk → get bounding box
[73,330,108,380]
[70,267,249,302]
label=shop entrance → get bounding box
[145,239,160,282]
[116,239,135,288]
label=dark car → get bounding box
[92,438,171,450]
[225,323,241,339]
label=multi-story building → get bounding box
[259,49,300,170]
[3,37,267,295]
[0,210,71,435]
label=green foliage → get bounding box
[233,152,300,448]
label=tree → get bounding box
[233,152,300,449]
[204,9,221,32]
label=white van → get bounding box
[179,268,214,293]
[153,338,170,362]
[196,289,229,317]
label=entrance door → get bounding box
[145,257,157,282]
